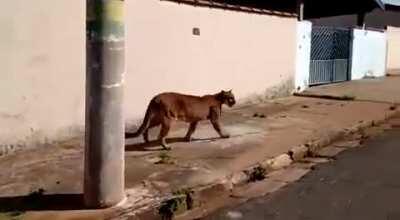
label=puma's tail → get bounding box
[125,104,153,138]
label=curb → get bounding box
[114,109,399,220]
[228,108,398,187]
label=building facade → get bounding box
[0,0,297,152]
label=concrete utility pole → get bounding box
[85,0,126,208]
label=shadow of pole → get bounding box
[0,191,85,212]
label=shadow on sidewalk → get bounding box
[0,191,84,211]
[125,136,224,151]
[125,132,260,151]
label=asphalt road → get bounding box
[203,128,400,220]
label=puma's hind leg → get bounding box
[158,117,172,150]
[143,129,150,143]
[143,117,161,143]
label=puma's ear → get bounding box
[229,89,232,93]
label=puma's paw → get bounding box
[221,134,230,139]
[184,136,192,142]
[162,145,172,151]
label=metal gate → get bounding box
[309,26,352,85]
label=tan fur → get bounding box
[126,90,236,150]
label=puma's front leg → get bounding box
[209,107,230,139]
[211,120,230,138]
[184,122,198,142]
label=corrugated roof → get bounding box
[376,0,400,9]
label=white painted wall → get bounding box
[350,28,388,80]
[125,0,297,120]
[0,0,85,149]
[295,21,312,91]
[0,0,297,150]
[387,26,400,72]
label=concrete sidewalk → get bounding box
[296,76,400,104]
[203,117,400,220]
[0,77,399,220]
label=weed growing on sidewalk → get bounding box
[158,198,181,220]
[158,188,194,220]
[247,166,267,182]
[340,93,356,100]
[155,152,175,165]
[0,212,24,220]
[173,188,194,210]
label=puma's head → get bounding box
[217,90,236,107]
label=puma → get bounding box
[125,90,236,150]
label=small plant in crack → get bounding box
[158,188,194,220]
[247,166,267,182]
[155,152,175,165]
[173,188,194,210]
[340,94,355,100]
[0,212,24,220]
[158,198,181,220]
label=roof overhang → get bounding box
[304,0,378,18]
[375,0,386,9]
[375,0,400,9]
